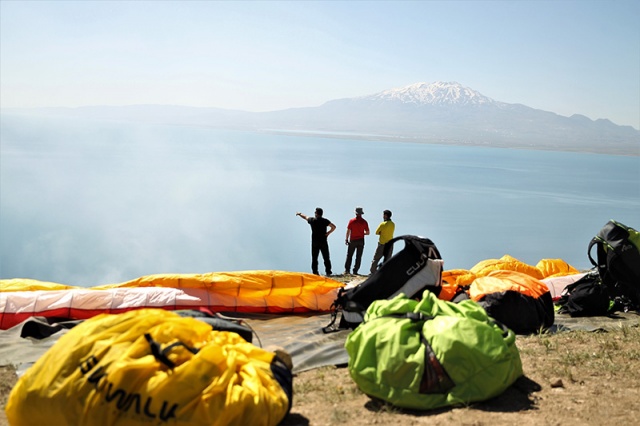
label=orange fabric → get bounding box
[0,271,345,330]
[438,282,460,301]
[442,269,476,286]
[440,269,475,301]
[469,270,550,301]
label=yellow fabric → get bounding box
[0,270,343,296]
[0,278,74,292]
[6,309,291,426]
[440,256,578,301]
[470,255,544,280]
[535,259,580,278]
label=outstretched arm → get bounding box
[296,212,309,221]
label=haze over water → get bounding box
[1,115,638,287]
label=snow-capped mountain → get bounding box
[357,81,498,106]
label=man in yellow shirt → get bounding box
[369,210,395,274]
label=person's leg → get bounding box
[311,243,320,274]
[344,242,355,273]
[353,239,365,274]
[321,242,332,275]
[370,243,384,274]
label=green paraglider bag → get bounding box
[345,291,523,410]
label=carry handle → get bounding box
[385,235,442,260]
[145,333,199,369]
[587,237,602,268]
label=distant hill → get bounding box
[4,82,639,155]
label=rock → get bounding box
[550,378,564,388]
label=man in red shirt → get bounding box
[343,207,370,275]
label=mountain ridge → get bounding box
[3,81,638,155]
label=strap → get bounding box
[368,311,434,323]
[321,297,343,333]
[321,309,340,333]
[145,333,199,369]
[588,236,611,268]
[587,237,599,267]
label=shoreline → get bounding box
[256,128,640,157]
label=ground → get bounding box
[2,325,640,425]
[282,326,640,425]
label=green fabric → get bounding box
[615,220,640,251]
[345,291,523,410]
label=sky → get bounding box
[1,0,639,129]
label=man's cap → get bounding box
[355,207,364,215]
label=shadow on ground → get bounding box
[360,375,541,416]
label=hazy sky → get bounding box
[1,0,639,129]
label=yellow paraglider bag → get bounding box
[6,309,293,426]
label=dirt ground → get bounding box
[282,326,640,425]
[2,324,640,425]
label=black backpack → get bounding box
[588,220,640,312]
[556,271,611,317]
[323,235,443,332]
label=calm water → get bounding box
[1,114,638,287]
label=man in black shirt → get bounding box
[296,207,336,276]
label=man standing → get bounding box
[296,208,336,276]
[344,207,370,275]
[370,210,395,274]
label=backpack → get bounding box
[556,271,611,317]
[588,220,640,312]
[6,309,293,426]
[323,235,443,332]
[345,291,523,410]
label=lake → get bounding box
[1,114,638,287]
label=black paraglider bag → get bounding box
[588,220,640,312]
[323,235,443,332]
